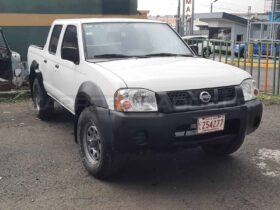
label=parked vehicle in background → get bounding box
[234,41,280,58]
[0,28,28,89]
[0,28,21,80]
[28,19,263,179]
[182,35,213,58]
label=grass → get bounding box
[0,91,31,103]
[258,93,280,105]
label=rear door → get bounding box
[44,24,63,96]
[53,24,81,112]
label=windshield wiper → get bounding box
[89,53,192,61]
[93,54,134,58]
[144,53,193,57]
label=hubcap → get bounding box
[85,124,101,162]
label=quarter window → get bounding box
[49,25,62,54]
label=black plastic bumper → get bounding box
[100,100,263,152]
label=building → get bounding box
[149,12,248,42]
[248,0,280,41]
[149,15,177,29]
[0,0,143,60]
[194,12,248,42]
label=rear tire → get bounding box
[32,78,54,120]
[202,135,245,156]
[77,106,121,179]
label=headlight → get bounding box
[115,89,158,112]
[241,79,259,101]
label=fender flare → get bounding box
[75,81,109,114]
[74,82,109,143]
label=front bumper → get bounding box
[101,100,262,152]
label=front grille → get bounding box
[167,86,236,107]
[218,87,236,102]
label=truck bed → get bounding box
[27,45,45,73]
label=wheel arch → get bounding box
[74,81,109,142]
[29,60,42,97]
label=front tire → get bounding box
[202,135,245,156]
[77,106,121,179]
[32,78,54,120]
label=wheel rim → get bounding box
[33,86,40,112]
[84,124,102,163]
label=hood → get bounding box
[96,57,251,92]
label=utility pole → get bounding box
[247,6,251,42]
[272,0,276,22]
[211,0,218,13]
[177,0,181,34]
[190,0,195,35]
[183,0,186,36]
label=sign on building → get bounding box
[185,0,192,15]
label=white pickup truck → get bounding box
[28,18,263,179]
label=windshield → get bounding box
[82,22,192,59]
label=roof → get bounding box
[195,12,247,25]
[53,18,161,24]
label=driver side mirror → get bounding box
[61,47,80,64]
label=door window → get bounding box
[61,25,80,64]
[62,26,78,48]
[49,25,63,54]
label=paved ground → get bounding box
[0,101,280,210]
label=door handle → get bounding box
[44,59,47,63]
[55,64,59,69]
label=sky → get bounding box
[138,0,267,15]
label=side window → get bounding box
[61,25,80,64]
[49,25,62,54]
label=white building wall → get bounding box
[200,20,247,41]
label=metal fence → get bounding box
[185,39,280,96]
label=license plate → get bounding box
[197,115,225,134]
